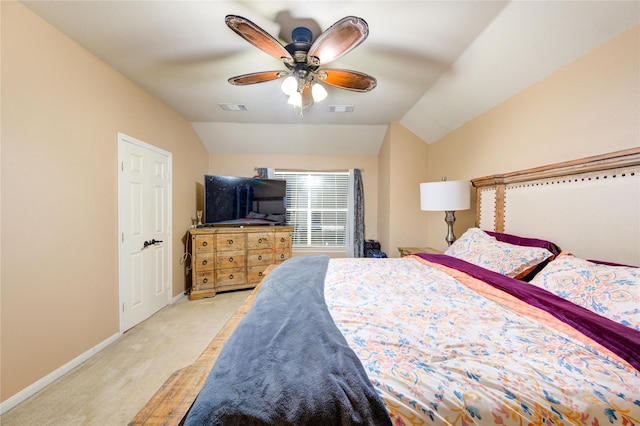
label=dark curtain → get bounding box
[348,169,365,258]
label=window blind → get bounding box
[275,171,349,248]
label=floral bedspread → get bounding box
[324,257,640,425]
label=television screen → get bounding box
[204,175,287,226]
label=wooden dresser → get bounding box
[188,226,293,300]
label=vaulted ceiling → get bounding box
[21,1,639,155]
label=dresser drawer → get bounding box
[247,265,269,284]
[193,235,214,253]
[194,271,214,290]
[247,250,273,266]
[275,232,291,250]
[247,232,273,248]
[194,253,214,271]
[215,267,246,287]
[216,251,245,268]
[274,250,291,263]
[216,233,246,251]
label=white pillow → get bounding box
[528,253,640,330]
[445,228,554,279]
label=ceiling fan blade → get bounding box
[301,85,314,108]
[307,16,369,66]
[318,69,377,92]
[225,15,293,64]
[228,71,288,86]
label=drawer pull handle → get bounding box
[280,254,285,259]
[227,239,233,245]
[229,274,234,279]
[202,241,207,247]
[258,238,263,243]
[280,238,285,242]
[258,255,262,260]
[258,272,263,277]
[228,257,234,262]
[202,260,207,265]
[203,277,208,283]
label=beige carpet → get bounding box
[1,290,250,426]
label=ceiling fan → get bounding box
[225,14,377,110]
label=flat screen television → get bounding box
[204,175,287,226]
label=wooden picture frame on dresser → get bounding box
[188,226,294,300]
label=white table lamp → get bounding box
[420,179,471,246]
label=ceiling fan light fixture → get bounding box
[311,83,328,102]
[288,92,302,107]
[281,76,297,96]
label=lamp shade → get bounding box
[281,76,297,96]
[287,92,302,107]
[420,180,470,211]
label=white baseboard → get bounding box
[172,292,186,304]
[0,332,121,415]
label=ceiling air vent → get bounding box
[328,105,355,113]
[218,103,247,111]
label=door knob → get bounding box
[142,239,163,249]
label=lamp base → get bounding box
[444,210,457,247]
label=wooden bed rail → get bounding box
[128,266,274,425]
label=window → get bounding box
[274,171,349,248]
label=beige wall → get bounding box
[377,123,429,257]
[377,128,392,253]
[208,153,379,257]
[423,25,640,250]
[1,2,208,402]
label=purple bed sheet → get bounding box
[416,253,640,372]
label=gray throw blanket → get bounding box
[184,255,392,426]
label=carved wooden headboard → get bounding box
[471,148,640,266]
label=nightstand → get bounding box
[397,247,443,257]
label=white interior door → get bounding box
[118,133,172,332]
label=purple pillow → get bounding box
[588,259,638,268]
[484,230,560,257]
[483,230,560,281]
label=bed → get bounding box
[130,148,640,425]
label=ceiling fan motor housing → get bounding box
[292,27,313,44]
[285,27,314,64]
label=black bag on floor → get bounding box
[364,240,386,258]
